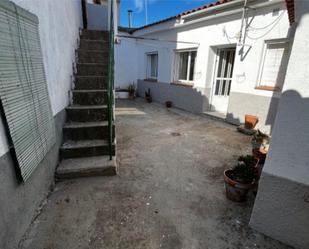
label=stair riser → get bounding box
[81,32,108,41]
[78,51,108,63]
[66,108,107,122]
[76,64,107,76]
[75,77,107,90]
[80,40,108,51]
[63,126,115,141]
[73,91,107,105]
[60,145,115,159]
[56,166,116,180]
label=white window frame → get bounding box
[173,49,197,84]
[257,39,290,90]
[146,52,158,80]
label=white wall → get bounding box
[115,32,139,89]
[250,2,309,248]
[117,2,289,96]
[0,0,83,157]
[114,0,289,132]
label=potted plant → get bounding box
[238,154,259,167]
[239,154,263,179]
[245,115,259,129]
[128,83,136,100]
[252,130,270,152]
[145,88,152,103]
[224,160,257,202]
[165,101,172,108]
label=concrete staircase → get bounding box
[56,30,116,180]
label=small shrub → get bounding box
[238,154,257,167]
[230,163,256,184]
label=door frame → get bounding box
[209,45,236,113]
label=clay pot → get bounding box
[224,170,255,202]
[165,101,172,108]
[252,148,267,164]
[146,96,152,103]
[128,93,135,100]
[245,115,259,129]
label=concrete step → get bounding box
[79,39,108,51]
[60,139,115,159]
[66,105,107,122]
[76,63,107,76]
[81,29,109,41]
[56,156,117,180]
[77,49,108,63]
[75,76,107,90]
[63,121,115,141]
[72,90,107,105]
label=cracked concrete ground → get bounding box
[20,99,292,249]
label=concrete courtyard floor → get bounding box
[20,99,292,249]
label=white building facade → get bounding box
[115,0,291,134]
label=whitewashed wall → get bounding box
[131,3,289,97]
[114,1,289,132]
[0,0,83,157]
[115,32,139,89]
[250,2,309,247]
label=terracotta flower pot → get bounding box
[165,101,172,108]
[224,169,255,202]
[252,148,267,164]
[128,93,135,100]
[245,115,259,129]
[146,96,152,103]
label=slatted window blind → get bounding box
[0,1,56,181]
[259,41,289,88]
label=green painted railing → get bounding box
[107,0,114,160]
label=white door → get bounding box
[210,48,236,113]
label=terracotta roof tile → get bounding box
[131,0,233,33]
[285,0,295,25]
[130,0,293,33]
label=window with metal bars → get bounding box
[0,1,56,182]
[214,49,235,96]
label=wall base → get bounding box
[250,172,309,249]
[0,109,66,249]
[137,80,210,114]
[226,92,279,134]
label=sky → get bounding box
[120,0,215,28]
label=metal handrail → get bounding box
[107,0,114,160]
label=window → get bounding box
[146,52,158,80]
[258,40,289,91]
[174,50,197,83]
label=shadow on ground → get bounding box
[19,99,292,249]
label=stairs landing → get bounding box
[56,29,116,180]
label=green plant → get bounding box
[128,83,135,94]
[230,163,256,184]
[145,88,151,97]
[238,154,257,167]
[252,130,270,145]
